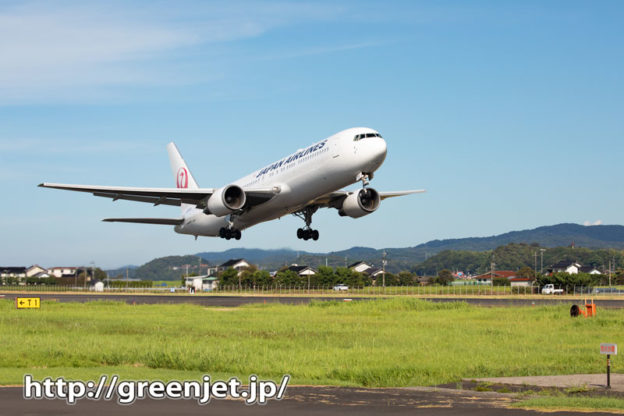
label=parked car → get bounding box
[333,284,349,291]
[541,284,564,295]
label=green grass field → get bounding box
[0,298,622,390]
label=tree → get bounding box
[251,270,273,287]
[275,270,301,287]
[219,268,239,287]
[492,277,510,286]
[94,268,108,280]
[435,269,454,286]
[314,266,336,286]
[517,266,535,280]
[239,265,258,288]
[398,271,415,286]
[383,273,400,286]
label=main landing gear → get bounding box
[297,228,319,241]
[293,206,319,241]
[219,227,241,240]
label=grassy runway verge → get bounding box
[0,298,622,391]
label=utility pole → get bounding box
[540,249,546,274]
[382,251,387,288]
[90,260,95,286]
[533,251,538,275]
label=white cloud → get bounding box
[583,220,603,226]
[0,1,343,104]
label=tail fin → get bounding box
[167,142,199,216]
[167,142,199,190]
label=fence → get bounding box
[0,284,620,297]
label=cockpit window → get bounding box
[354,132,383,141]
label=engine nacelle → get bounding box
[205,185,246,217]
[338,188,380,218]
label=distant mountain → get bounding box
[310,223,624,272]
[105,264,139,279]
[413,223,624,252]
[108,223,624,278]
[196,248,307,265]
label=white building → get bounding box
[185,276,218,291]
[48,267,78,278]
[26,265,47,278]
[348,261,372,273]
[219,259,251,271]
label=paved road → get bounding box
[2,292,624,308]
[0,386,612,416]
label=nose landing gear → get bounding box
[293,205,320,241]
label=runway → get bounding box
[2,292,624,308]
[0,386,611,416]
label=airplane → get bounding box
[39,127,425,241]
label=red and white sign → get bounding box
[600,343,618,355]
[176,167,189,188]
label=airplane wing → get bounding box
[102,218,184,225]
[311,189,426,208]
[378,189,426,200]
[38,183,278,209]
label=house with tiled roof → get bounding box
[286,265,316,276]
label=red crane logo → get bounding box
[176,167,188,188]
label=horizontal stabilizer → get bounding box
[102,218,184,225]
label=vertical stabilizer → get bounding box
[167,142,199,217]
[167,142,199,190]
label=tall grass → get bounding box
[0,298,622,386]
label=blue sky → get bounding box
[1,0,622,268]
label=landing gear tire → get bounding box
[294,206,320,241]
[296,228,319,241]
[220,227,241,240]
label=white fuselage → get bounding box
[174,127,388,237]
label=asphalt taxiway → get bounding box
[2,292,624,308]
[0,385,615,416]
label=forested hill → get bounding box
[414,223,624,252]
[106,223,624,278]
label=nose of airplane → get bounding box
[372,137,387,165]
[364,137,387,171]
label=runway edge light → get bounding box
[600,343,617,389]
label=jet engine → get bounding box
[338,188,380,218]
[205,185,246,217]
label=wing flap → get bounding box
[93,192,191,207]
